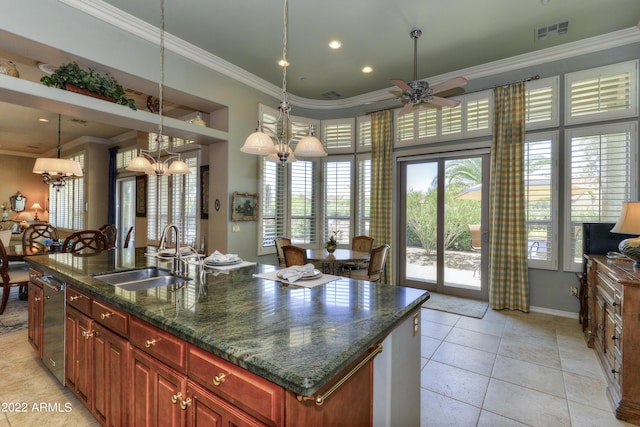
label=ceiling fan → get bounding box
[391,29,468,115]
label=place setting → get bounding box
[203,250,255,271]
[254,263,341,288]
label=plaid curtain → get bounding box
[488,83,529,311]
[370,110,394,285]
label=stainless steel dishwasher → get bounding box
[36,275,66,385]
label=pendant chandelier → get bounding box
[32,114,84,189]
[240,0,327,165]
[127,0,189,176]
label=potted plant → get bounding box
[40,62,137,110]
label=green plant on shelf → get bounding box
[40,62,137,110]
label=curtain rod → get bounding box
[365,74,541,115]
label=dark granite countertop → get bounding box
[26,247,429,396]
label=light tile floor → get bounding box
[421,306,634,427]
[0,305,635,426]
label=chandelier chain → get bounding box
[281,0,288,104]
[158,0,165,139]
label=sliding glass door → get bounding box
[398,152,489,300]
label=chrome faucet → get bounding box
[159,223,185,276]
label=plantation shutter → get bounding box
[566,60,638,125]
[324,160,352,245]
[260,157,286,249]
[441,105,462,136]
[565,123,635,270]
[466,98,490,133]
[357,116,372,150]
[289,160,317,245]
[417,109,438,140]
[323,119,354,151]
[358,157,371,236]
[396,113,415,144]
[49,153,85,230]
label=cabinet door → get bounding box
[187,382,267,427]
[27,281,43,357]
[130,347,186,427]
[93,323,129,427]
[65,306,93,410]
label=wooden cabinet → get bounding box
[585,255,640,424]
[187,381,267,427]
[130,346,186,427]
[65,305,94,409]
[27,277,43,357]
[93,323,129,427]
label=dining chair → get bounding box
[348,244,390,283]
[98,224,117,248]
[282,245,308,267]
[62,230,108,253]
[344,235,374,271]
[0,239,30,314]
[468,224,481,277]
[275,237,292,267]
[22,223,59,248]
[123,226,134,248]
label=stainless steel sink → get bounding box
[93,267,191,291]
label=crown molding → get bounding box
[60,0,640,111]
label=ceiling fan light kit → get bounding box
[391,29,468,115]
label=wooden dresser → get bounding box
[585,254,640,424]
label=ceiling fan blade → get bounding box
[399,102,414,115]
[391,79,412,92]
[429,77,468,95]
[429,96,461,108]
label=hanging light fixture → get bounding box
[33,114,84,189]
[127,0,189,176]
[240,0,327,165]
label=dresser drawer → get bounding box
[67,286,91,315]
[188,345,284,426]
[91,299,129,337]
[130,318,186,373]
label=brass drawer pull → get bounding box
[297,344,383,406]
[82,331,94,339]
[171,392,182,404]
[145,339,158,348]
[179,397,192,410]
[35,297,41,302]
[69,295,80,301]
[101,312,113,320]
[212,373,226,386]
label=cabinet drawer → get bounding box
[29,268,43,283]
[67,287,91,315]
[91,299,129,337]
[130,318,186,373]
[188,345,284,427]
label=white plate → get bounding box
[277,269,322,280]
[158,247,192,256]
[204,258,242,266]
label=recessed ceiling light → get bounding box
[362,66,373,74]
[278,58,289,67]
[329,40,342,49]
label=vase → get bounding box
[1,210,7,221]
[326,244,337,254]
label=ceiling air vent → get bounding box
[322,90,342,100]
[536,21,569,41]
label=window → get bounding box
[525,76,558,130]
[356,116,372,151]
[322,118,354,153]
[116,147,138,170]
[395,90,491,146]
[49,152,85,230]
[324,159,352,245]
[565,60,638,125]
[146,133,200,245]
[525,132,558,270]
[357,156,371,236]
[564,122,637,271]
[290,160,318,245]
[259,158,285,252]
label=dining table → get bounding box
[306,248,370,275]
[6,243,57,261]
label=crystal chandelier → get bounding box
[127,0,189,176]
[32,114,84,189]
[240,0,327,165]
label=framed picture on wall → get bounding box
[231,192,258,221]
[200,165,209,219]
[135,175,147,217]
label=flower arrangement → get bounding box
[0,201,8,211]
[326,229,341,253]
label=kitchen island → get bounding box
[26,247,429,426]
